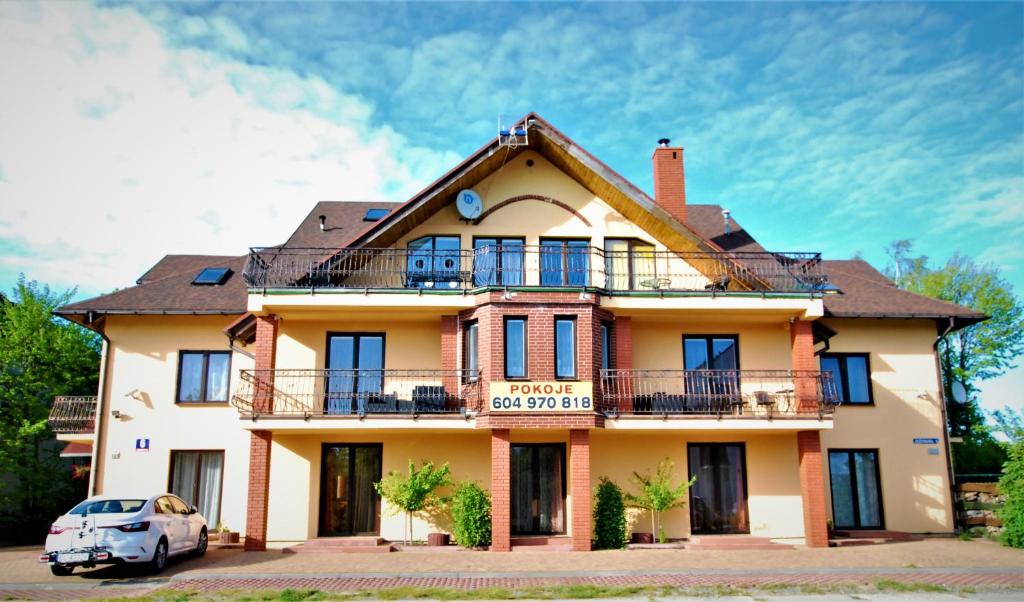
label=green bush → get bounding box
[997,440,1024,548]
[450,481,491,548]
[592,477,627,549]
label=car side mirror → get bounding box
[189,505,199,515]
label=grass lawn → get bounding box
[97,581,1009,601]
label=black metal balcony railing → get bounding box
[244,246,828,294]
[599,370,839,418]
[231,369,483,417]
[48,396,98,434]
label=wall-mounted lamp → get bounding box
[111,409,122,419]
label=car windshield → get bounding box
[68,499,146,515]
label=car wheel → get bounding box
[50,564,74,576]
[149,538,168,574]
[194,527,208,557]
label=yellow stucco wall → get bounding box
[590,430,805,539]
[632,318,792,371]
[96,315,253,534]
[393,150,708,289]
[820,318,953,533]
[275,316,442,371]
[266,430,491,543]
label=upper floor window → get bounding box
[820,353,873,404]
[464,321,479,381]
[505,317,527,378]
[540,239,590,286]
[555,317,577,379]
[407,236,461,289]
[474,238,524,286]
[683,335,738,370]
[605,239,656,290]
[177,351,230,403]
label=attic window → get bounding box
[363,208,390,222]
[193,267,232,286]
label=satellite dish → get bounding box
[455,189,483,220]
[951,381,968,404]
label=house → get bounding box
[52,114,984,551]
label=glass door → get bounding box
[687,443,750,534]
[326,334,384,414]
[319,444,383,536]
[828,449,884,529]
[683,335,740,412]
[473,238,524,286]
[510,444,566,535]
[169,450,224,526]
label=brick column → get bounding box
[570,429,592,551]
[441,315,459,403]
[490,429,511,552]
[797,430,829,548]
[253,314,279,414]
[613,316,633,412]
[244,430,272,551]
[790,319,818,414]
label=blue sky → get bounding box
[1,1,1021,413]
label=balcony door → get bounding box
[510,444,566,535]
[473,238,524,286]
[683,335,740,412]
[828,449,884,529]
[326,333,384,415]
[319,444,382,536]
[687,443,749,534]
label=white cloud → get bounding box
[0,1,460,294]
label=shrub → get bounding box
[997,440,1024,548]
[450,481,491,548]
[592,477,627,549]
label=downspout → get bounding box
[934,316,959,534]
[85,325,111,497]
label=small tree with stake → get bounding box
[624,459,695,544]
[374,460,451,545]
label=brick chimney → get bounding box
[652,138,686,223]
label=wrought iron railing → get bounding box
[231,369,483,417]
[244,246,828,294]
[599,370,838,418]
[48,396,98,434]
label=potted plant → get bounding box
[216,522,239,544]
[625,458,695,544]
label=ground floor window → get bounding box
[511,444,565,535]
[687,443,749,534]
[320,444,383,536]
[169,450,224,526]
[828,449,884,529]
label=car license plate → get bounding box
[56,552,89,563]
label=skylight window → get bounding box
[363,208,390,222]
[193,267,232,286]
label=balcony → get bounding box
[243,246,829,295]
[599,370,838,419]
[48,396,98,435]
[231,369,482,418]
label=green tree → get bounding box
[997,438,1024,548]
[624,459,695,543]
[0,278,100,543]
[885,243,1024,474]
[592,477,627,549]
[374,460,451,545]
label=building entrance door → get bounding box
[687,443,750,534]
[510,444,566,535]
[319,444,382,536]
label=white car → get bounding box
[40,494,208,575]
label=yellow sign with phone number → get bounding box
[488,381,594,412]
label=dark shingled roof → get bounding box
[685,205,766,254]
[283,201,401,249]
[58,255,249,318]
[821,259,986,327]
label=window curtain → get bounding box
[170,451,223,525]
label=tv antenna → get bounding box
[498,116,530,149]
